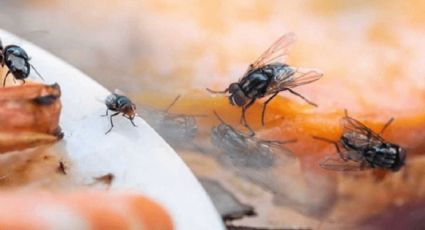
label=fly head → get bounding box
[123,103,136,119]
[392,145,406,171]
[229,83,247,106]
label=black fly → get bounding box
[211,111,296,168]
[313,110,406,172]
[0,38,44,86]
[103,89,137,134]
[207,33,322,128]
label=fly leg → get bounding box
[123,114,137,127]
[2,70,11,87]
[379,117,394,135]
[0,52,4,67]
[130,119,137,127]
[206,87,229,94]
[286,88,317,107]
[105,112,120,135]
[261,92,279,126]
[241,98,256,133]
[164,95,181,112]
[29,63,45,81]
[312,136,346,160]
[101,109,109,117]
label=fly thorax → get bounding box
[116,96,130,108]
[240,70,270,98]
[115,96,134,116]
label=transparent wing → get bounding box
[341,114,384,143]
[267,67,323,94]
[113,89,126,96]
[250,33,296,70]
[319,154,369,171]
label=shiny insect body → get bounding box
[207,33,322,127]
[0,38,44,86]
[314,111,406,172]
[211,111,296,168]
[103,90,137,134]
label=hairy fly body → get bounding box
[0,38,44,86]
[207,33,322,128]
[314,110,406,172]
[103,90,137,134]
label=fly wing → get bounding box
[341,114,384,143]
[319,154,368,171]
[104,93,118,106]
[249,33,296,71]
[266,67,323,94]
[113,89,126,96]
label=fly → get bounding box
[0,38,44,86]
[207,33,322,128]
[211,111,296,168]
[313,110,406,172]
[103,89,138,134]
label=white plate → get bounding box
[0,29,224,230]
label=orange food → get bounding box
[0,190,173,230]
[0,83,62,153]
[141,90,425,157]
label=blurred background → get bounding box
[1,0,425,229]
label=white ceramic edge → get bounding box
[0,29,224,230]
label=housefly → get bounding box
[0,38,44,86]
[207,33,322,128]
[103,89,138,134]
[141,95,202,143]
[314,110,406,172]
[211,111,296,168]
